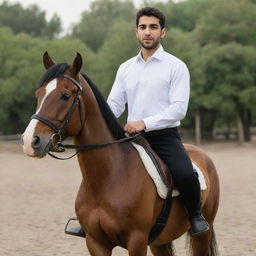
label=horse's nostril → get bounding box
[32,136,41,149]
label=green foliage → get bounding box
[194,0,256,46]
[193,0,256,136]
[0,1,62,38]
[0,27,96,134]
[72,0,136,52]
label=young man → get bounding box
[66,7,209,237]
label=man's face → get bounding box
[136,16,167,50]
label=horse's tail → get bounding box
[187,226,219,256]
[209,227,219,256]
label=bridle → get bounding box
[31,73,142,160]
[32,74,83,135]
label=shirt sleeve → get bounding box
[107,65,127,118]
[143,62,190,130]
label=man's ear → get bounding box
[161,28,167,39]
[135,27,139,39]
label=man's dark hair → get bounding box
[136,7,165,29]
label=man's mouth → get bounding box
[143,38,153,41]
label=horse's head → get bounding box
[22,52,84,158]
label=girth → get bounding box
[132,136,173,244]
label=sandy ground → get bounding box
[0,140,256,256]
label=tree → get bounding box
[44,14,62,39]
[72,0,136,52]
[194,0,256,141]
[0,1,62,38]
[194,0,256,46]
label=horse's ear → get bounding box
[43,51,55,69]
[71,52,83,75]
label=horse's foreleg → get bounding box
[150,243,175,256]
[86,235,113,256]
[126,232,148,256]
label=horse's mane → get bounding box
[36,63,125,139]
[37,63,69,88]
[82,73,125,140]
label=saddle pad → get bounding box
[131,142,207,199]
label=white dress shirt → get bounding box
[107,45,190,131]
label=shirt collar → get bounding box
[136,45,165,62]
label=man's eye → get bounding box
[60,93,71,101]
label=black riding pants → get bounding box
[144,127,201,217]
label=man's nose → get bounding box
[145,28,151,35]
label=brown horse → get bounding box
[22,53,220,256]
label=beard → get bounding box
[139,38,160,50]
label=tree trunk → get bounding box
[242,109,251,141]
[226,122,231,140]
[201,109,217,141]
[195,108,201,145]
[237,115,244,145]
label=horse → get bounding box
[22,52,220,256]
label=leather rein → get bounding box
[31,74,141,160]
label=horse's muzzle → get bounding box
[22,133,53,158]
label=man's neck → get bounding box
[141,44,160,61]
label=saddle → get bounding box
[132,135,173,192]
[131,136,207,199]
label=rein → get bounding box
[47,133,142,160]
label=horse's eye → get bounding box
[60,93,71,101]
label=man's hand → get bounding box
[124,121,146,136]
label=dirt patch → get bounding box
[1,141,256,255]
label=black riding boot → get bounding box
[180,177,209,236]
[64,218,86,238]
[189,214,209,236]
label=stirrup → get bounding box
[64,217,86,238]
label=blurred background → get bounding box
[0,0,255,145]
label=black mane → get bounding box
[37,63,69,88]
[82,74,125,140]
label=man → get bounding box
[66,7,209,237]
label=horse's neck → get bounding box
[74,80,125,190]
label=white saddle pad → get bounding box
[132,143,207,199]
